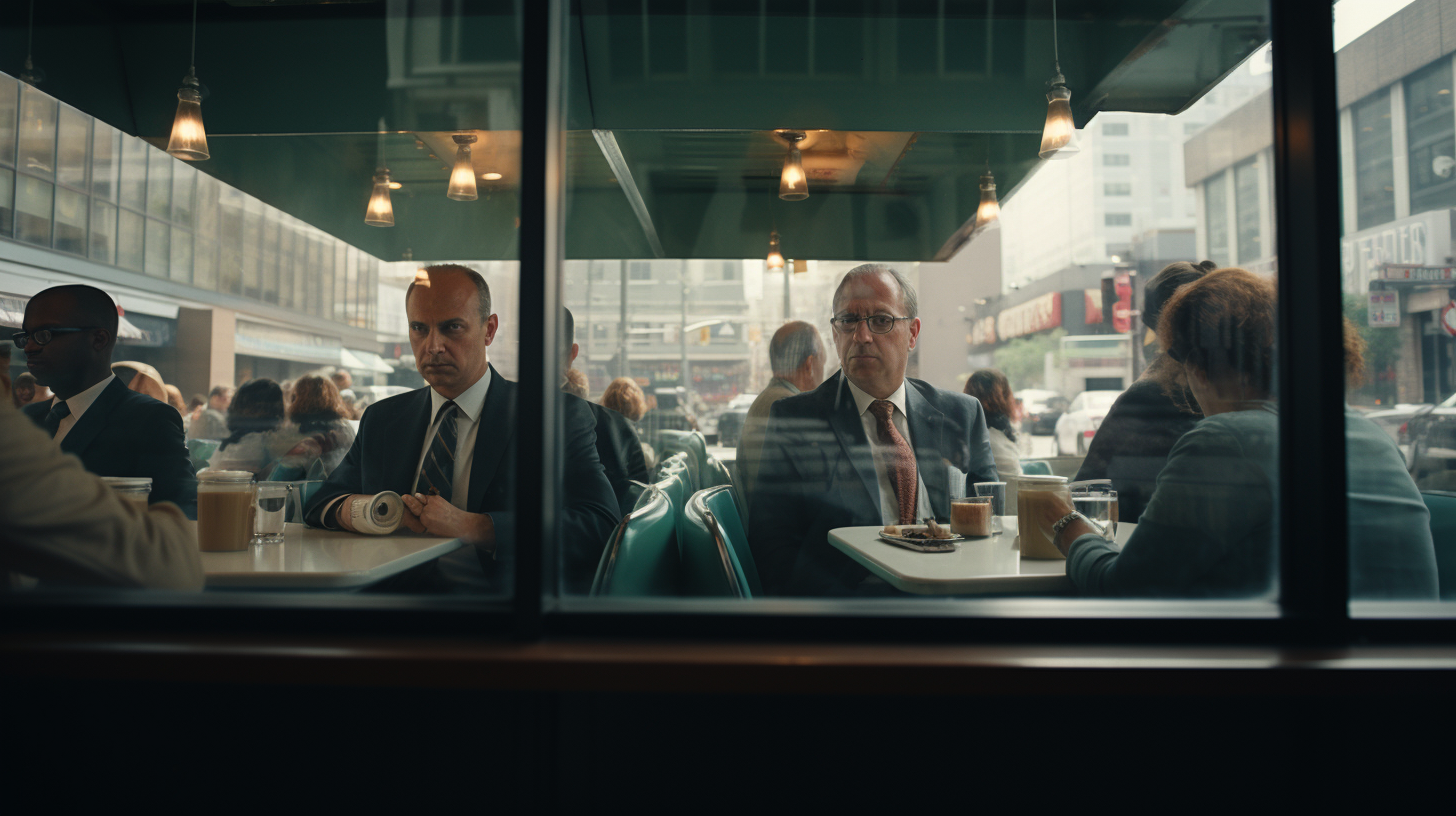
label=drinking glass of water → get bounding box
[252,483,290,545]
[1071,487,1117,541]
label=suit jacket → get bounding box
[735,377,801,510]
[585,398,650,515]
[304,367,620,594]
[24,378,198,519]
[746,372,998,596]
[3,397,203,590]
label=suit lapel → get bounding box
[906,382,949,519]
[391,388,434,494]
[825,374,880,510]
[468,367,514,509]
[59,378,127,456]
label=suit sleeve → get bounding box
[1,401,203,590]
[556,396,621,594]
[745,403,809,596]
[136,401,199,520]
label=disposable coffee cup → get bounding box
[101,476,152,512]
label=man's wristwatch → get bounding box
[1051,511,1087,544]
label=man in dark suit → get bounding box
[563,307,649,516]
[19,285,197,518]
[747,265,998,596]
[304,265,619,594]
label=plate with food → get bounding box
[878,519,962,552]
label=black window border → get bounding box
[7,0,1456,651]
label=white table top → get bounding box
[200,523,462,590]
[828,518,1136,596]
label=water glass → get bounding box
[252,483,290,545]
[284,480,324,524]
[974,481,1007,533]
[1071,487,1118,540]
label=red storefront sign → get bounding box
[998,292,1062,339]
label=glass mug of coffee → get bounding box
[100,476,152,512]
[950,495,994,537]
[197,470,256,552]
[1016,474,1071,559]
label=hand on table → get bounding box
[1036,491,1097,556]
[401,493,494,547]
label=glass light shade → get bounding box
[166,86,209,161]
[779,147,808,201]
[1039,85,1080,159]
[766,249,785,270]
[975,172,1001,229]
[447,143,478,201]
[365,173,394,227]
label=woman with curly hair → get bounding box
[207,378,306,478]
[1037,267,1437,599]
[281,374,358,477]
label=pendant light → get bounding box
[166,0,209,161]
[18,1,44,86]
[766,231,785,270]
[1038,0,1080,160]
[447,134,478,201]
[777,131,808,201]
[365,120,394,227]
[974,162,1001,230]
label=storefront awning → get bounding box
[341,348,394,374]
[235,321,342,366]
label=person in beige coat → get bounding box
[736,321,826,511]
[1,365,203,590]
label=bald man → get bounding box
[736,321,826,510]
[18,285,197,518]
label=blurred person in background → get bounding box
[1039,267,1437,599]
[565,308,647,516]
[1074,261,1215,523]
[207,378,305,478]
[18,285,197,518]
[602,376,655,471]
[737,321,826,511]
[963,369,1022,511]
[12,371,35,408]
[187,385,233,441]
[279,374,357,477]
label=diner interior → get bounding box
[2,0,1453,809]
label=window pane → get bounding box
[1335,1,1448,612]
[53,187,87,255]
[217,187,244,295]
[90,200,116,264]
[0,76,16,167]
[171,229,193,283]
[194,238,217,291]
[172,163,195,227]
[91,122,120,201]
[56,105,88,189]
[1234,159,1263,263]
[118,136,147,212]
[14,174,52,245]
[17,84,56,179]
[1204,172,1230,266]
[145,219,170,277]
[146,148,172,219]
[261,210,280,305]
[242,199,262,300]
[0,167,12,236]
[117,208,144,272]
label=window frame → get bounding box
[6,0,1455,649]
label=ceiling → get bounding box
[0,0,1270,262]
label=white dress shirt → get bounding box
[50,374,116,445]
[844,377,932,525]
[410,368,491,510]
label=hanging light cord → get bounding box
[1052,0,1060,69]
[25,0,34,68]
[189,0,198,75]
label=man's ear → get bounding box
[568,343,580,367]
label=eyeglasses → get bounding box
[11,327,96,349]
[830,314,913,335]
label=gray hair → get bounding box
[831,264,918,319]
[768,321,823,376]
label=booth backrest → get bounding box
[590,485,680,597]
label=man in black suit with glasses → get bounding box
[17,285,197,518]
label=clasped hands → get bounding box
[337,492,494,546]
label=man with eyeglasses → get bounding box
[747,264,998,596]
[16,285,197,518]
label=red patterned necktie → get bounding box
[868,399,917,524]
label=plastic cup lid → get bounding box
[100,476,152,488]
[197,470,255,482]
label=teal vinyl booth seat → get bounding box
[1020,459,1053,476]
[679,485,761,598]
[652,451,691,485]
[590,484,680,596]
[1422,491,1456,600]
[187,438,221,473]
[656,430,709,491]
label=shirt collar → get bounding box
[58,374,116,419]
[770,376,801,396]
[430,367,491,423]
[844,374,907,419]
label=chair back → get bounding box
[1423,491,1456,600]
[590,485,680,596]
[187,438,220,473]
[1021,459,1053,476]
[679,485,758,598]
[704,456,733,488]
[652,451,690,484]
[657,429,709,491]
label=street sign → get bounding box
[1368,290,1400,327]
[1442,301,1456,337]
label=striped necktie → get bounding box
[45,400,71,439]
[418,401,459,503]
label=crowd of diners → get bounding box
[0,262,1439,599]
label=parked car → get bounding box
[713,393,757,447]
[1018,389,1068,436]
[1399,393,1456,491]
[1054,390,1124,456]
[351,385,413,414]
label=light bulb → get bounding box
[447,134,478,201]
[779,146,808,201]
[365,171,394,227]
[167,78,209,161]
[482,172,502,181]
[766,230,785,269]
[975,170,1001,229]
[1039,83,1080,159]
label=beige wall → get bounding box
[175,307,237,398]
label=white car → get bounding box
[1054,390,1124,456]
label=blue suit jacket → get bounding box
[303,367,619,593]
[23,377,198,518]
[746,372,998,596]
